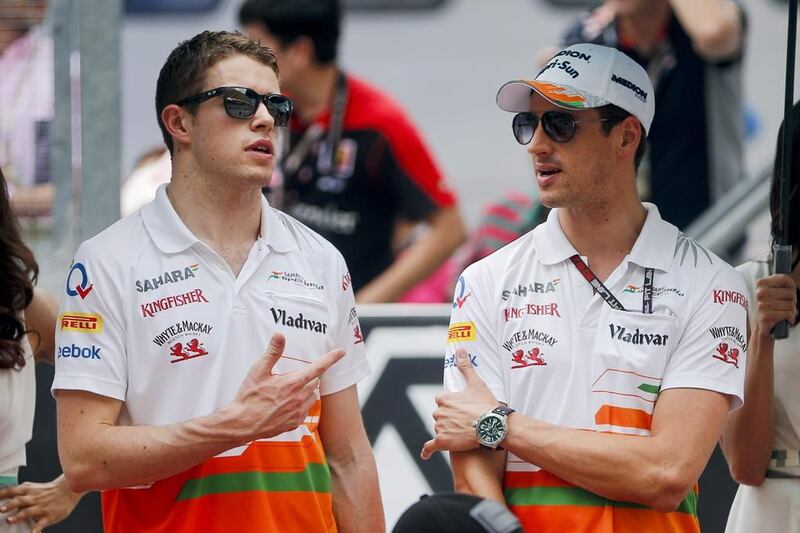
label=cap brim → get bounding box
[496,80,610,112]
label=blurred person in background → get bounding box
[545,0,746,231]
[239,0,466,303]
[0,0,54,219]
[722,101,800,533]
[52,31,382,533]
[0,168,84,532]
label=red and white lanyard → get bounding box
[569,255,654,314]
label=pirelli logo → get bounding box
[448,322,477,343]
[60,312,103,334]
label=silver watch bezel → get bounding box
[473,411,509,449]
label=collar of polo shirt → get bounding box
[533,203,679,272]
[141,184,297,255]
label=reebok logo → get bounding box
[609,324,669,345]
[611,74,648,102]
[57,344,101,359]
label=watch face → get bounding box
[477,414,505,446]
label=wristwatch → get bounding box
[473,406,515,450]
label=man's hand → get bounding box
[230,333,346,441]
[0,475,83,533]
[754,274,797,336]
[421,349,499,459]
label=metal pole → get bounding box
[50,0,73,248]
[772,0,798,340]
[78,0,121,241]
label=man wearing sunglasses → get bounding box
[52,31,382,533]
[422,44,748,533]
[239,0,466,304]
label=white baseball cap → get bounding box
[496,44,655,134]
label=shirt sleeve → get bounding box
[319,249,370,396]
[443,265,506,403]
[376,109,457,221]
[51,242,128,401]
[661,266,749,409]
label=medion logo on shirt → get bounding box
[270,308,328,333]
[136,264,199,293]
[140,289,209,318]
[609,324,669,345]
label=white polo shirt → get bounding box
[53,184,369,533]
[444,204,747,531]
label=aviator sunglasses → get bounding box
[175,86,294,126]
[512,111,612,144]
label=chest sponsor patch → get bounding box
[609,324,669,345]
[503,303,561,322]
[140,289,209,318]
[136,264,199,293]
[60,312,103,334]
[502,328,558,352]
[268,271,325,290]
[712,289,748,311]
[713,342,741,368]
[501,279,560,301]
[708,325,746,349]
[270,307,328,333]
[447,322,477,343]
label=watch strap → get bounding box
[492,406,515,417]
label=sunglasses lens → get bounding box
[512,113,537,145]
[542,112,576,143]
[223,89,259,119]
[266,95,293,127]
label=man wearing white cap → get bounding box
[422,44,748,532]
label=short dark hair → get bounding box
[596,104,647,171]
[238,0,341,64]
[770,100,800,249]
[155,30,279,154]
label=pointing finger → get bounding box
[300,348,346,385]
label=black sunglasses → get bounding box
[512,111,612,144]
[175,86,293,126]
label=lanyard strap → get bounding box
[569,255,654,314]
[281,70,348,177]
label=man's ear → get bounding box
[618,115,641,161]
[161,104,192,149]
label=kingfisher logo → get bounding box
[65,262,94,299]
[270,307,328,333]
[712,289,748,311]
[140,289,209,318]
[611,74,648,102]
[609,324,669,345]
[713,342,740,368]
[503,303,561,322]
[447,322,477,343]
[501,279,560,301]
[136,264,199,293]
[453,276,472,309]
[60,313,103,333]
[57,344,101,359]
